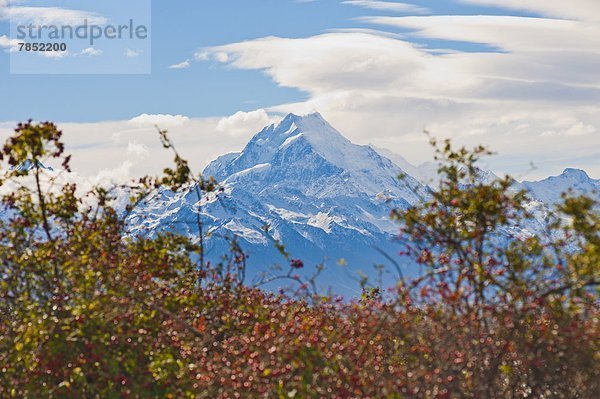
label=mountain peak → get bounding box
[204,111,428,201]
[205,111,343,180]
[243,111,349,155]
[523,167,599,206]
[281,111,325,121]
[561,168,591,180]
[273,112,335,136]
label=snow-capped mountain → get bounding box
[372,146,501,188]
[126,112,598,295]
[205,112,428,204]
[523,168,600,207]
[128,113,430,295]
[11,160,55,172]
[371,146,440,187]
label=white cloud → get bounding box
[194,52,210,61]
[129,113,191,127]
[197,17,600,102]
[564,122,597,137]
[125,48,142,58]
[39,49,69,58]
[169,60,191,69]
[2,2,599,181]
[195,24,600,179]
[214,52,230,63]
[459,0,600,22]
[88,161,134,187]
[358,16,600,94]
[1,6,106,25]
[80,47,102,57]
[0,160,136,213]
[197,33,434,95]
[216,109,277,137]
[0,34,19,51]
[126,141,149,157]
[0,116,249,186]
[363,15,600,53]
[198,51,229,63]
[342,1,428,13]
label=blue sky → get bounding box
[1,0,599,180]
[0,0,539,121]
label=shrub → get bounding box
[0,122,597,398]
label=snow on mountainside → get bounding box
[205,113,427,203]
[126,112,598,295]
[128,113,431,295]
[373,146,501,188]
[523,168,600,207]
[11,160,55,172]
[370,146,440,187]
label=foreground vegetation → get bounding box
[0,122,598,398]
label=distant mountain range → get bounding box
[123,113,599,295]
[11,160,55,172]
[523,168,600,206]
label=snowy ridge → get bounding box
[11,160,55,172]
[127,112,598,295]
[524,168,600,207]
[128,112,431,294]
